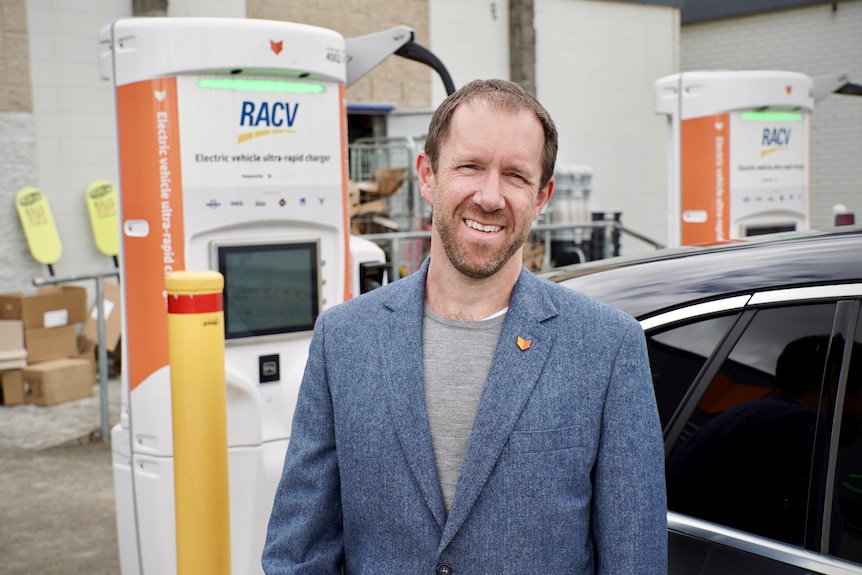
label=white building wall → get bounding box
[681,1,862,229]
[23,0,131,289]
[428,0,510,106]
[168,0,244,17]
[535,0,679,253]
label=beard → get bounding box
[433,194,533,280]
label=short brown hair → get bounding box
[423,79,558,191]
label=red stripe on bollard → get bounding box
[167,293,223,314]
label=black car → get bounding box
[542,227,862,575]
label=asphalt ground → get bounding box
[0,377,122,575]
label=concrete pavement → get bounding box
[0,377,122,575]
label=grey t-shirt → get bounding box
[422,304,506,512]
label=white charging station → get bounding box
[655,70,814,247]
[98,17,451,575]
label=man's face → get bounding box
[417,101,553,279]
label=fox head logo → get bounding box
[270,40,283,55]
[154,90,167,102]
[785,84,792,95]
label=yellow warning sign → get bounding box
[15,187,62,266]
[85,180,119,257]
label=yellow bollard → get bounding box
[166,271,231,575]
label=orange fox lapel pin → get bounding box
[517,336,532,351]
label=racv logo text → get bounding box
[238,100,299,143]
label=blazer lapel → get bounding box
[439,270,559,550]
[379,262,447,528]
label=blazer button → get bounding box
[435,563,452,575]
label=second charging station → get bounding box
[655,70,815,247]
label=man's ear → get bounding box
[416,151,435,204]
[534,176,554,220]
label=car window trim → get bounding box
[668,512,862,575]
[640,295,752,331]
[821,300,861,555]
[749,284,862,306]
[639,285,862,333]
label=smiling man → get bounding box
[421,86,550,287]
[263,79,667,575]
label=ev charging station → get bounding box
[99,17,453,575]
[654,70,815,247]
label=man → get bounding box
[263,79,667,575]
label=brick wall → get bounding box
[0,0,30,112]
[0,0,42,291]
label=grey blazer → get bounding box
[263,259,667,575]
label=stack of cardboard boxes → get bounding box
[0,283,120,407]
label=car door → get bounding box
[643,285,862,574]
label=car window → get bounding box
[647,314,739,429]
[832,311,862,564]
[665,303,838,550]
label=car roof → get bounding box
[542,227,862,320]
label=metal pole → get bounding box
[543,228,552,269]
[94,276,110,442]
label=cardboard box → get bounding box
[81,280,122,354]
[355,167,406,197]
[0,369,25,405]
[22,358,94,406]
[24,325,79,363]
[0,286,88,329]
[76,335,97,380]
[0,320,27,370]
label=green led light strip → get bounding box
[739,111,805,122]
[197,78,325,93]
